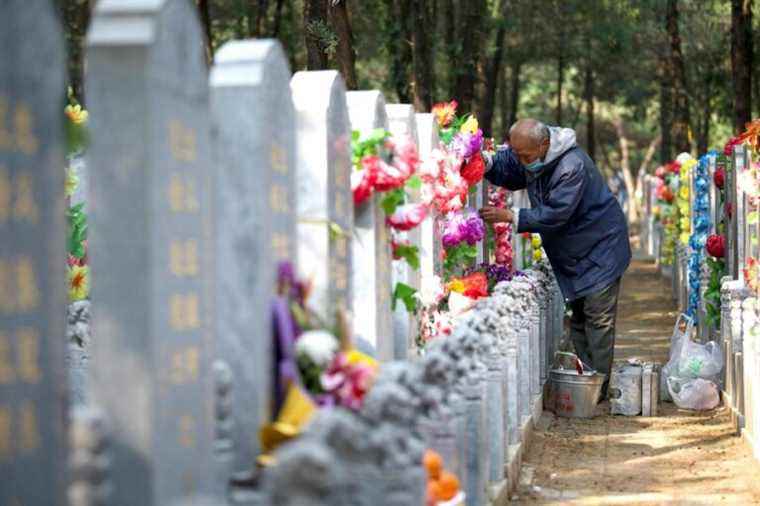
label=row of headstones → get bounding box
[262,263,565,506]
[0,0,494,504]
[640,146,760,464]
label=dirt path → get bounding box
[514,258,760,505]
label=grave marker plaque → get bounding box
[210,39,295,476]
[346,90,393,359]
[0,1,66,504]
[291,71,353,318]
[87,1,218,502]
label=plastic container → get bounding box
[549,369,606,418]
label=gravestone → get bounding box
[210,39,295,481]
[386,104,419,359]
[415,113,441,279]
[87,1,221,503]
[291,71,352,319]
[0,1,66,504]
[346,90,393,360]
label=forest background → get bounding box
[58,0,757,222]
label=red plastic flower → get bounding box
[460,151,485,186]
[459,272,489,299]
[351,164,376,205]
[705,234,726,259]
[386,203,428,231]
[655,166,667,179]
[668,161,681,175]
[657,185,674,203]
[713,167,725,190]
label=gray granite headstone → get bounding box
[0,1,66,504]
[291,70,353,319]
[210,39,296,480]
[346,90,393,359]
[415,113,441,279]
[386,104,419,359]
[87,1,220,502]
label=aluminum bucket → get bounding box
[549,369,606,418]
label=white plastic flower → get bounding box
[416,274,445,307]
[295,330,339,368]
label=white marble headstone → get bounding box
[346,91,393,360]
[210,39,295,478]
[291,71,353,319]
[415,113,441,279]
[386,104,420,359]
[87,0,219,502]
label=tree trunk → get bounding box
[386,0,412,102]
[731,0,753,133]
[304,0,329,70]
[659,62,673,163]
[639,135,661,177]
[498,65,510,139]
[508,60,521,128]
[614,118,638,224]
[411,0,435,110]
[453,0,487,113]
[273,0,286,37]
[60,0,92,101]
[666,0,691,154]
[584,63,595,162]
[597,132,614,180]
[329,1,358,90]
[442,0,457,94]
[197,0,213,63]
[479,0,509,137]
[698,98,712,155]
[256,0,270,36]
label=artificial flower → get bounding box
[460,116,479,134]
[531,234,542,248]
[386,203,428,231]
[441,210,485,248]
[655,166,667,179]
[448,272,488,299]
[705,234,726,259]
[452,129,484,160]
[65,166,79,198]
[532,249,543,262]
[713,167,725,189]
[724,136,743,156]
[68,264,90,301]
[320,352,375,411]
[65,104,89,125]
[417,274,446,307]
[744,257,759,292]
[351,164,375,205]
[432,100,458,128]
[295,330,339,368]
[460,151,485,185]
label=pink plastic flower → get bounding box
[320,352,375,411]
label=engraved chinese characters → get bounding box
[346,90,393,359]
[0,1,66,504]
[87,0,217,503]
[210,39,295,476]
[291,71,353,318]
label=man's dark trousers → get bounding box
[568,279,621,395]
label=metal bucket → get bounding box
[549,369,606,418]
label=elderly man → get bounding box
[479,119,631,397]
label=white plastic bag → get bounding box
[675,338,724,381]
[667,377,720,411]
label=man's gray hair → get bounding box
[509,119,550,143]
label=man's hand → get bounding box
[478,206,513,224]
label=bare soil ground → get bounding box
[514,258,760,505]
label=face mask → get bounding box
[524,159,544,172]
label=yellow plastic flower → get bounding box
[68,265,90,301]
[460,116,479,134]
[531,234,542,248]
[533,249,543,261]
[64,167,79,198]
[346,348,379,370]
[65,104,89,125]
[678,186,689,200]
[447,279,466,294]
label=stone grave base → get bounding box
[501,392,544,502]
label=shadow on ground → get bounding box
[514,258,760,505]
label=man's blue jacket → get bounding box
[485,127,631,301]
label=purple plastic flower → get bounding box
[441,210,485,248]
[452,129,484,160]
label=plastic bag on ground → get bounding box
[660,314,694,402]
[667,376,720,411]
[675,337,724,381]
